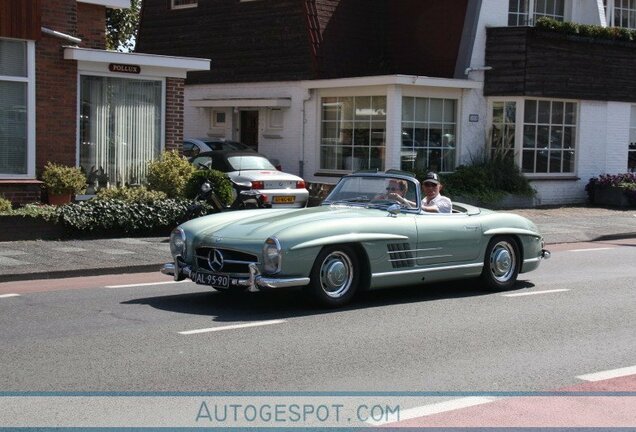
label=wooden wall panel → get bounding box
[0,0,41,40]
[485,26,636,103]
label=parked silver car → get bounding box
[190,150,308,208]
[183,138,281,170]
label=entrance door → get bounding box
[240,110,259,152]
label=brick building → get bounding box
[0,0,209,205]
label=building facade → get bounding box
[0,0,209,205]
[137,0,636,205]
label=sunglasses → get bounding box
[386,186,400,191]
[423,182,438,187]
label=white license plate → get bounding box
[273,196,295,204]
[193,272,229,289]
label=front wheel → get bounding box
[480,236,520,291]
[306,245,359,307]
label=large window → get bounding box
[320,96,386,171]
[401,97,456,173]
[630,106,636,172]
[79,76,163,188]
[490,98,577,175]
[0,39,32,177]
[508,0,565,26]
[604,0,636,29]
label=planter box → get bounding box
[591,185,633,207]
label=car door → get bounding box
[414,213,482,266]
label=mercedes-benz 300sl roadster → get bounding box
[162,170,550,307]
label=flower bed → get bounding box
[585,173,636,207]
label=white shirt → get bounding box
[422,194,452,213]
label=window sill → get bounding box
[527,176,580,181]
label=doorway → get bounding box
[240,110,259,152]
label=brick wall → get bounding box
[165,78,185,152]
[36,0,79,172]
[0,181,43,205]
[77,3,105,49]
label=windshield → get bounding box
[227,155,276,171]
[323,175,420,210]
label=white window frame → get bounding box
[488,97,579,178]
[508,0,568,26]
[0,38,35,179]
[171,0,197,10]
[629,105,636,172]
[212,110,226,127]
[267,108,283,130]
[319,95,387,172]
[604,0,636,29]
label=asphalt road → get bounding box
[0,239,634,395]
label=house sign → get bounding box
[108,63,141,74]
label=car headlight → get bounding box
[170,228,187,258]
[262,237,281,274]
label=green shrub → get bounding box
[41,162,87,195]
[96,186,167,203]
[57,198,192,234]
[0,196,12,213]
[145,150,195,198]
[3,203,60,222]
[536,16,636,42]
[440,155,535,204]
[184,169,234,206]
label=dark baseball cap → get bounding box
[423,172,440,184]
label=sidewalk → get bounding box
[1,206,635,283]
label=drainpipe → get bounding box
[41,27,82,45]
[299,89,313,178]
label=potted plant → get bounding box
[41,162,87,205]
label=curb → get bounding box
[0,264,162,284]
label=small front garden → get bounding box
[0,151,234,240]
[585,173,636,208]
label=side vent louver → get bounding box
[387,243,415,268]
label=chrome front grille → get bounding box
[195,247,258,274]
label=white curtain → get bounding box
[80,76,162,188]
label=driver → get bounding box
[373,179,411,207]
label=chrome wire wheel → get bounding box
[318,251,354,298]
[489,240,516,283]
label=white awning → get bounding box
[64,47,210,78]
[190,98,292,108]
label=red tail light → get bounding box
[251,181,264,189]
[296,180,306,189]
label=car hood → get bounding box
[181,205,400,243]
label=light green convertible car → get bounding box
[162,170,550,307]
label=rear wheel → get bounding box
[306,245,359,307]
[480,236,520,291]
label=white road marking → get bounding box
[569,247,615,253]
[0,293,20,298]
[104,280,189,288]
[366,397,496,426]
[502,289,570,297]
[179,320,286,335]
[577,365,636,382]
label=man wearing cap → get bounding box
[420,172,452,213]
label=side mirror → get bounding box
[201,181,212,193]
[387,203,401,216]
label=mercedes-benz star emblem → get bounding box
[208,249,224,272]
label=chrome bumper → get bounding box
[160,262,310,292]
[541,249,551,259]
